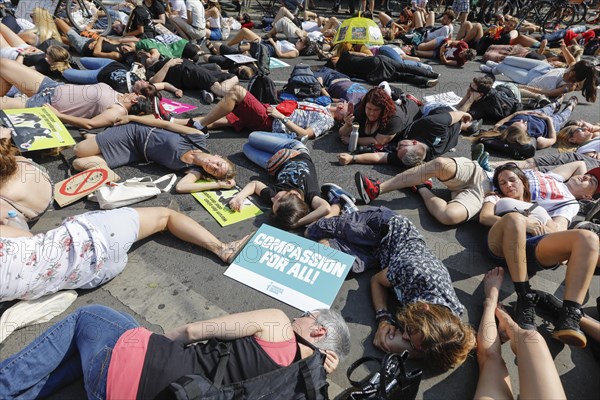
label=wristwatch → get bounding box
[281,117,290,124]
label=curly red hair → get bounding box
[359,87,396,128]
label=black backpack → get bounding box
[248,74,278,104]
[249,41,271,76]
[282,64,323,99]
[470,85,521,120]
[169,334,330,400]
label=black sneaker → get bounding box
[573,220,600,238]
[514,292,538,330]
[553,306,587,348]
[535,290,562,323]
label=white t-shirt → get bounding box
[528,68,566,90]
[484,195,552,225]
[185,0,205,29]
[425,24,453,41]
[576,138,600,155]
[169,0,187,17]
[525,170,579,222]
[276,40,297,53]
[301,21,319,32]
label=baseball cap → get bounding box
[586,167,600,194]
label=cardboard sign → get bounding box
[423,91,463,106]
[1,108,75,152]
[54,167,120,207]
[225,225,355,310]
[191,182,263,226]
[160,98,197,114]
[224,54,257,64]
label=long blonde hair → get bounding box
[46,45,71,73]
[31,7,62,43]
[556,125,584,152]
[472,125,530,146]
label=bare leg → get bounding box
[378,11,393,27]
[273,6,295,24]
[417,38,438,51]
[72,155,109,171]
[379,158,469,225]
[0,59,48,97]
[534,230,599,304]
[227,27,260,46]
[455,21,472,40]
[487,213,529,283]
[196,85,246,128]
[0,23,28,47]
[581,316,600,343]
[496,307,566,399]
[425,11,435,27]
[0,96,28,109]
[511,34,539,47]
[463,23,484,42]
[474,268,513,400]
[135,207,250,263]
[209,76,239,97]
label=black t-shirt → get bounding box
[144,0,166,20]
[126,6,156,38]
[147,59,220,90]
[402,109,461,161]
[258,153,320,207]
[97,61,141,93]
[355,97,420,140]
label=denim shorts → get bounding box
[25,77,64,108]
[486,233,556,275]
[209,27,222,40]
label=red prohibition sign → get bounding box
[58,169,109,196]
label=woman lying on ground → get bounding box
[0,59,152,129]
[482,40,582,66]
[44,47,183,97]
[0,128,53,224]
[0,206,250,303]
[228,131,331,229]
[556,120,600,153]
[72,119,235,193]
[378,7,415,41]
[474,96,578,152]
[305,205,475,371]
[413,37,476,67]
[0,22,43,61]
[479,163,600,347]
[481,58,598,103]
[328,42,439,87]
[0,304,349,399]
[221,27,316,59]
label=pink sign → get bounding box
[160,98,197,114]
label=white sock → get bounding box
[193,121,205,130]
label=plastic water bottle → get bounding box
[6,210,29,231]
[348,123,359,153]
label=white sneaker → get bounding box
[486,60,499,68]
[480,64,493,73]
[200,90,214,104]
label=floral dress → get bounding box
[0,210,136,301]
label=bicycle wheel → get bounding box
[67,0,113,36]
[541,5,577,32]
[480,0,514,26]
[570,2,588,25]
[428,0,447,16]
[518,0,553,26]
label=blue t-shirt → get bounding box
[504,115,548,138]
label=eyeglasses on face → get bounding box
[569,127,585,137]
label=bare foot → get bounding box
[495,305,519,354]
[538,38,547,54]
[220,234,251,264]
[483,267,504,304]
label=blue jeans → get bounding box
[535,103,573,131]
[242,131,308,169]
[0,305,139,400]
[541,25,588,42]
[494,56,552,85]
[377,46,434,72]
[63,58,115,84]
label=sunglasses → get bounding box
[300,310,318,322]
[569,127,585,137]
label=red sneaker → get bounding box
[153,97,173,121]
[354,172,381,204]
